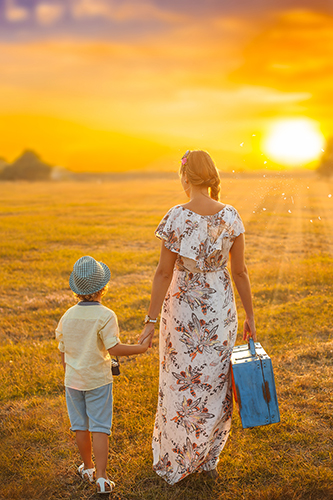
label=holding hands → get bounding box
[138,322,155,348]
[107,329,154,357]
[139,329,154,351]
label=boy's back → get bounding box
[56,302,119,391]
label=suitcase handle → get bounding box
[248,337,256,356]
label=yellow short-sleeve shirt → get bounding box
[55,302,119,391]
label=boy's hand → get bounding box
[140,330,154,351]
[138,323,155,347]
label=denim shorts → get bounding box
[65,383,113,435]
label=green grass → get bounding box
[0,174,332,499]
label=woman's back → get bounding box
[155,204,244,273]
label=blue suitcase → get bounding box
[230,338,280,428]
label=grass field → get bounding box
[0,173,332,500]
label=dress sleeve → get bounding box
[231,209,245,238]
[99,311,120,350]
[155,207,182,253]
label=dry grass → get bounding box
[0,173,332,499]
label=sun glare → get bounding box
[263,119,325,166]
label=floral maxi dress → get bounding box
[152,204,245,484]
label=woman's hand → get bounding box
[243,317,257,342]
[138,323,155,347]
[140,331,155,352]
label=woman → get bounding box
[139,150,256,485]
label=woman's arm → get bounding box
[138,242,177,344]
[229,233,257,341]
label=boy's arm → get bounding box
[108,333,153,357]
[60,352,66,371]
[56,316,66,370]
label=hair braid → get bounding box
[209,177,220,201]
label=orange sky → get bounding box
[0,1,333,171]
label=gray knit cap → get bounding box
[69,256,111,295]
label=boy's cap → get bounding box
[69,256,110,295]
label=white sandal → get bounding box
[78,463,96,483]
[96,477,115,494]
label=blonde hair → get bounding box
[179,150,220,201]
[74,284,109,302]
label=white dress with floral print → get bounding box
[152,204,245,484]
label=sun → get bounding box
[262,118,325,166]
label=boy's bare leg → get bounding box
[76,430,94,469]
[92,432,109,479]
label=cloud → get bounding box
[70,0,110,19]
[230,9,333,92]
[4,0,30,22]
[70,0,182,23]
[0,4,332,163]
[1,0,183,33]
[35,3,65,25]
[138,86,312,141]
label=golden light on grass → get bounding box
[0,177,333,499]
[262,118,325,166]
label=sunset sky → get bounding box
[1,0,333,171]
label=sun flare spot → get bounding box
[263,119,325,166]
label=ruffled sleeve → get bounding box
[155,206,183,253]
[229,207,245,239]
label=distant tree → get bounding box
[317,137,333,178]
[0,157,8,172]
[0,150,52,181]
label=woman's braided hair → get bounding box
[179,150,220,201]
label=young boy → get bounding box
[56,255,153,494]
